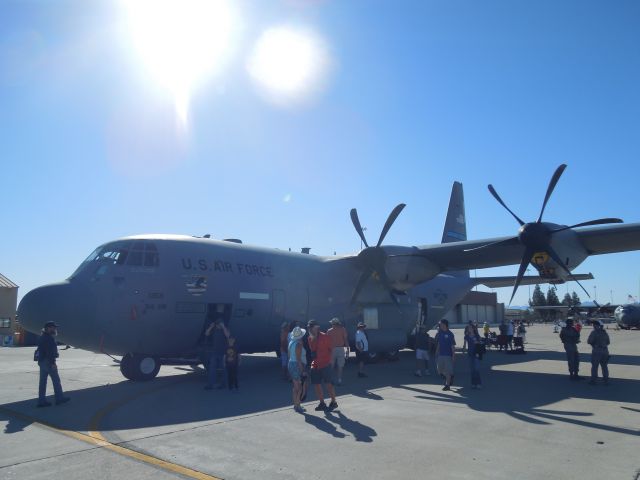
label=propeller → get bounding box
[485,164,622,305]
[350,204,406,305]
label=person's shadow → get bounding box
[303,413,346,438]
[325,410,377,442]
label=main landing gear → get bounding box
[120,353,161,381]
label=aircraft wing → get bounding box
[476,273,594,289]
[573,223,640,255]
[414,223,640,272]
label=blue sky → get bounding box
[1,0,639,305]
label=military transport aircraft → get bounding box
[615,303,640,329]
[18,165,640,380]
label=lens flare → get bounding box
[247,26,331,105]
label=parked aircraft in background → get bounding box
[18,165,640,380]
[615,303,640,329]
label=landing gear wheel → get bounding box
[120,353,161,381]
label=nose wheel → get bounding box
[120,353,160,381]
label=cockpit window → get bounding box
[126,241,159,266]
[70,240,160,278]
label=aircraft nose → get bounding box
[18,282,73,335]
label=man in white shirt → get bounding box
[355,322,369,378]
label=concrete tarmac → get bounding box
[1,325,639,480]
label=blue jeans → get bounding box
[38,362,64,403]
[207,354,225,387]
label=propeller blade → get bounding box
[545,246,594,301]
[509,248,534,305]
[551,218,623,233]
[464,236,519,252]
[350,208,369,249]
[350,268,372,305]
[537,164,567,223]
[377,203,406,247]
[488,185,525,226]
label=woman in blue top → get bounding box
[464,323,483,389]
[288,327,308,413]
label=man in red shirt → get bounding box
[307,319,338,411]
[327,317,349,386]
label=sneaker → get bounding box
[55,397,70,406]
[37,401,52,408]
[315,401,327,411]
[357,372,367,378]
[294,405,306,413]
[442,385,451,391]
[328,400,338,410]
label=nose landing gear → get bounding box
[120,353,160,381]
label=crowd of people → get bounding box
[32,315,613,409]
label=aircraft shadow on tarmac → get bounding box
[1,350,639,439]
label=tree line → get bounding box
[529,284,581,307]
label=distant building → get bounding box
[442,291,504,326]
[0,273,18,346]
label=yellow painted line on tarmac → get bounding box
[1,378,223,480]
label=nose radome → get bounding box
[18,282,72,336]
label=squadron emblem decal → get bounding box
[184,275,208,296]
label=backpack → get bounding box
[33,348,40,362]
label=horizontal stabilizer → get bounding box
[477,273,594,289]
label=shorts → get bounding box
[288,361,305,381]
[416,348,429,361]
[437,356,454,376]
[280,351,288,367]
[331,347,346,368]
[356,350,368,362]
[310,366,333,385]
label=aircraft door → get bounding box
[201,303,232,339]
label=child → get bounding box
[225,337,239,391]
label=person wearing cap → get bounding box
[435,319,456,391]
[288,326,307,412]
[559,318,583,380]
[35,321,70,407]
[587,320,610,385]
[327,317,349,386]
[307,320,338,411]
[355,322,369,378]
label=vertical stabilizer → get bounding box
[441,181,469,277]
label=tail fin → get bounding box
[441,181,469,278]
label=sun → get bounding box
[122,0,237,123]
[247,26,330,105]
